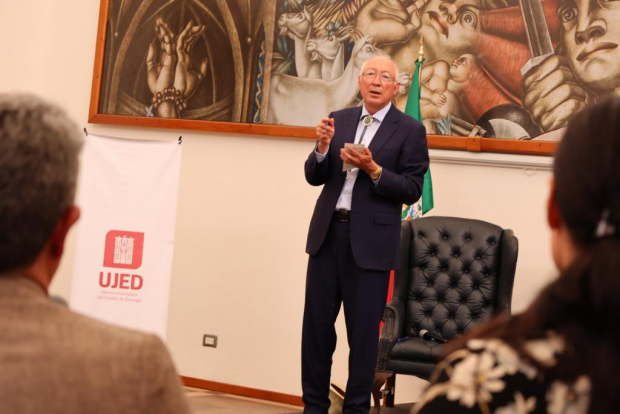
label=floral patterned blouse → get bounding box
[412,334,591,414]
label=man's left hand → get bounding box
[340,147,378,175]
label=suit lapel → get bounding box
[342,106,362,146]
[368,104,400,155]
[334,107,362,183]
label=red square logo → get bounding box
[103,230,145,269]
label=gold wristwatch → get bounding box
[370,165,382,180]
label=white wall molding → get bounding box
[430,149,554,171]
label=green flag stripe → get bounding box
[404,58,434,215]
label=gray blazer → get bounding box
[0,275,190,414]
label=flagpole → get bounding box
[418,36,424,89]
[419,35,424,60]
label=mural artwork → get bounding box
[93,0,620,149]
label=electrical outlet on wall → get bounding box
[203,334,218,348]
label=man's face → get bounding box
[358,57,400,114]
[559,0,620,92]
[418,0,482,62]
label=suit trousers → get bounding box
[302,218,390,414]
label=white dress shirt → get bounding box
[315,102,391,211]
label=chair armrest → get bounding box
[376,299,406,372]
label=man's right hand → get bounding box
[522,54,588,132]
[316,117,334,154]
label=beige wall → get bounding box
[0,0,557,402]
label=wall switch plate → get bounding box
[203,334,218,348]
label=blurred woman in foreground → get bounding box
[414,96,620,414]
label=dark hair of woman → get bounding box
[443,95,620,413]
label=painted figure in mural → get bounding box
[267,36,390,126]
[99,0,620,138]
[420,60,450,116]
[421,0,514,117]
[268,0,441,127]
[99,0,239,121]
[306,32,350,81]
[269,0,545,137]
[418,56,475,122]
[146,17,207,118]
[416,0,482,63]
[408,0,570,138]
[277,7,322,79]
[269,0,541,137]
[353,0,429,48]
[522,0,620,132]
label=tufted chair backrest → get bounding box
[393,217,518,341]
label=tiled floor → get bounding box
[185,387,413,413]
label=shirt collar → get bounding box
[0,274,48,299]
[361,102,391,123]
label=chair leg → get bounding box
[385,374,396,407]
[370,372,393,414]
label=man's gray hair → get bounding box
[359,56,400,78]
[0,94,83,273]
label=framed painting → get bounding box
[89,0,611,155]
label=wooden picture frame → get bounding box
[88,0,558,156]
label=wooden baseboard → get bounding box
[181,376,304,407]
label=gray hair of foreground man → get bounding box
[0,94,83,273]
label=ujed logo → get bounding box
[103,230,144,269]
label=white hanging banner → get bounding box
[70,133,182,339]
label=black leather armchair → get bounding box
[373,216,518,409]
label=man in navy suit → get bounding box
[302,56,429,413]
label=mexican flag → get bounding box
[402,57,434,219]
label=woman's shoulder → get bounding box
[412,333,591,414]
[465,334,565,373]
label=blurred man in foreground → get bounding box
[0,94,190,414]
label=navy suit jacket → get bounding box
[305,104,429,271]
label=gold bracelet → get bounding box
[370,166,382,180]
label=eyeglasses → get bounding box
[361,71,396,83]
